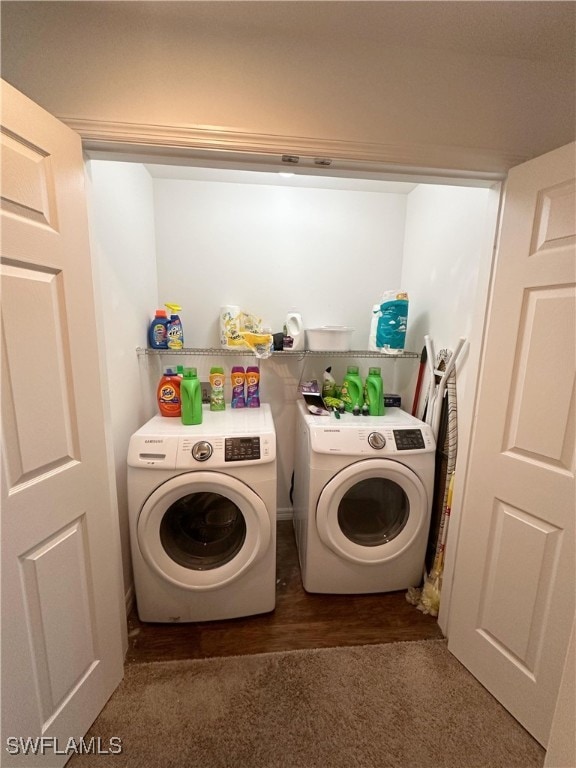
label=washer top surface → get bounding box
[133,403,274,438]
[298,400,421,429]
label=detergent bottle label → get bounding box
[152,322,167,346]
[157,373,181,416]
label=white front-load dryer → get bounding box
[127,405,276,622]
[293,400,435,594]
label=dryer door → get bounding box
[137,472,271,590]
[316,459,429,564]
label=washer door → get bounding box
[316,459,428,564]
[138,472,271,590]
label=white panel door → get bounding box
[1,80,124,766]
[448,143,575,746]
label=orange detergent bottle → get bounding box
[157,368,181,417]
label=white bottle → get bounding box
[284,311,305,351]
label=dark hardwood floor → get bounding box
[126,520,443,663]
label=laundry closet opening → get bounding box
[84,152,501,619]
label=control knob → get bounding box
[192,441,213,462]
[368,432,386,450]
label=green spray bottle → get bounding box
[181,368,202,425]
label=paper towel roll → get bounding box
[220,305,244,348]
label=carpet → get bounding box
[69,639,545,768]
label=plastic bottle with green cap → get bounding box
[181,368,202,425]
[365,367,385,416]
[340,365,363,413]
[209,366,226,411]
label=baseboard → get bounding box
[277,507,293,521]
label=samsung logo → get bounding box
[144,439,163,444]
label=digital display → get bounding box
[393,429,425,450]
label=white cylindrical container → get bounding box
[284,311,305,350]
[368,304,380,351]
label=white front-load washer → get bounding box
[293,400,435,594]
[127,405,276,622]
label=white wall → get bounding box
[86,160,158,598]
[152,177,408,348]
[400,184,494,410]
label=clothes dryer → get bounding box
[128,405,276,622]
[293,400,435,593]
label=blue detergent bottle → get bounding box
[165,303,184,350]
[148,309,169,349]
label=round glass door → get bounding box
[316,459,427,564]
[160,491,247,571]
[138,472,271,590]
[337,477,409,547]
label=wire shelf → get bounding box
[136,347,419,359]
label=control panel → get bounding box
[225,436,261,462]
[309,422,435,456]
[393,429,426,451]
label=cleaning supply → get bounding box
[157,368,181,417]
[376,290,409,353]
[246,366,260,408]
[322,367,336,398]
[368,304,380,351]
[340,365,363,413]
[209,366,226,411]
[148,309,169,349]
[231,366,246,408]
[365,367,385,416]
[165,303,184,349]
[181,368,202,425]
[284,310,304,351]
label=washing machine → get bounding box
[293,400,435,593]
[127,404,276,622]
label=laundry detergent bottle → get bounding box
[231,366,246,408]
[148,309,169,349]
[340,365,363,413]
[157,368,181,417]
[181,368,203,425]
[284,310,304,351]
[209,366,226,411]
[246,366,260,407]
[365,367,385,416]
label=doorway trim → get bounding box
[66,117,518,182]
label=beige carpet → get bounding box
[70,639,544,768]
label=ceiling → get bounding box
[144,164,419,193]
[77,1,576,63]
